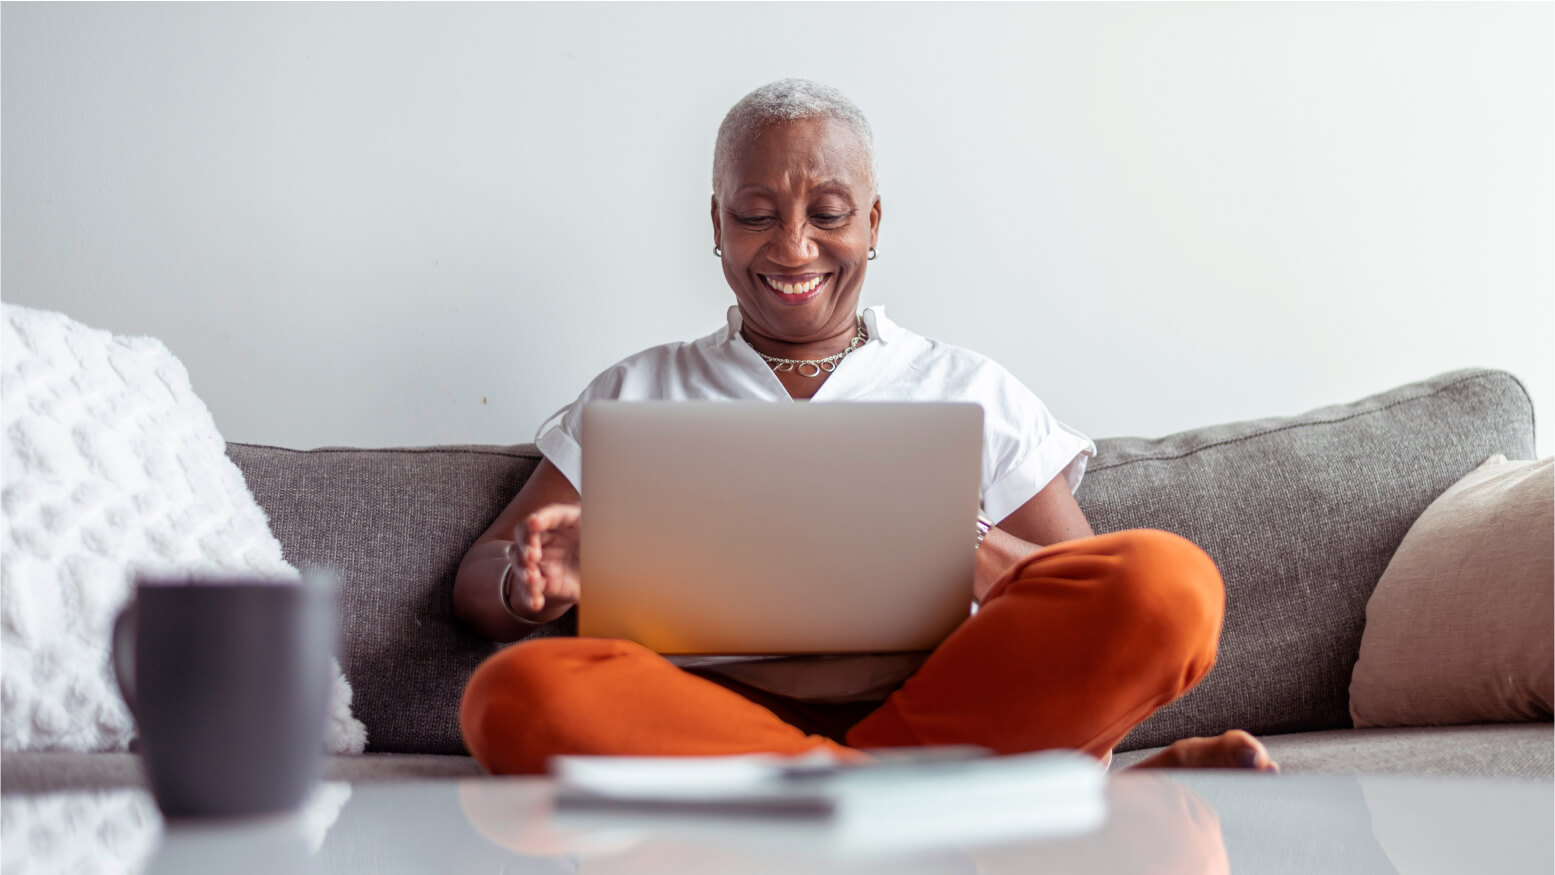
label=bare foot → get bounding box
[1129,729,1280,773]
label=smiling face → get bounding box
[711,116,881,352]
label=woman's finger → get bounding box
[528,545,547,582]
[526,568,545,611]
[530,560,547,597]
[527,504,581,534]
[526,509,552,534]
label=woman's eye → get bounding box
[736,215,775,227]
[812,214,847,225]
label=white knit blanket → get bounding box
[1,304,366,754]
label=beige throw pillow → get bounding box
[1349,454,1553,728]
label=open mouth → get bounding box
[760,273,831,299]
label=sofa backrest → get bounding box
[1094,368,1535,750]
[229,367,1535,755]
[226,443,572,755]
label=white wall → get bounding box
[4,3,1551,457]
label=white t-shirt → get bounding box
[534,305,1096,702]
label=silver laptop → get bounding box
[579,401,982,655]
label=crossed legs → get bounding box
[461,529,1226,775]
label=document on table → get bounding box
[550,747,1109,856]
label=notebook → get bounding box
[551,748,1107,856]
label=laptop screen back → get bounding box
[579,401,982,655]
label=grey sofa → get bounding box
[3,367,1549,794]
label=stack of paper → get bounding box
[550,748,1107,857]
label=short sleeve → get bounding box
[979,371,1097,523]
[533,365,629,494]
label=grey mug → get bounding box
[112,571,338,819]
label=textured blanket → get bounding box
[1,304,366,754]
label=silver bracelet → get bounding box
[974,512,993,551]
[497,560,539,624]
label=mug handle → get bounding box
[111,601,138,716]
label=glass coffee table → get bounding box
[3,770,1550,873]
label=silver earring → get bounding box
[868,247,878,260]
[713,246,723,258]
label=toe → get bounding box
[1222,729,1278,772]
[1127,730,1280,771]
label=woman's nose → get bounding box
[769,222,818,266]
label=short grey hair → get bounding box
[713,79,878,198]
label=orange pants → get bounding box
[460,529,1224,775]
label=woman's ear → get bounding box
[710,196,722,250]
[869,196,882,249]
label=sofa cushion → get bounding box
[1112,723,1554,779]
[1083,368,1536,751]
[226,444,574,755]
[1349,454,1553,728]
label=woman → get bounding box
[453,79,1278,776]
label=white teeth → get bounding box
[767,276,823,294]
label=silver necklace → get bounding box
[751,317,868,378]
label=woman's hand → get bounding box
[510,503,582,614]
[453,460,580,641]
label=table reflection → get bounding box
[455,771,1232,874]
[9,767,1544,874]
[1,787,159,874]
[140,817,322,875]
[963,773,1229,875]
[0,781,348,875]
